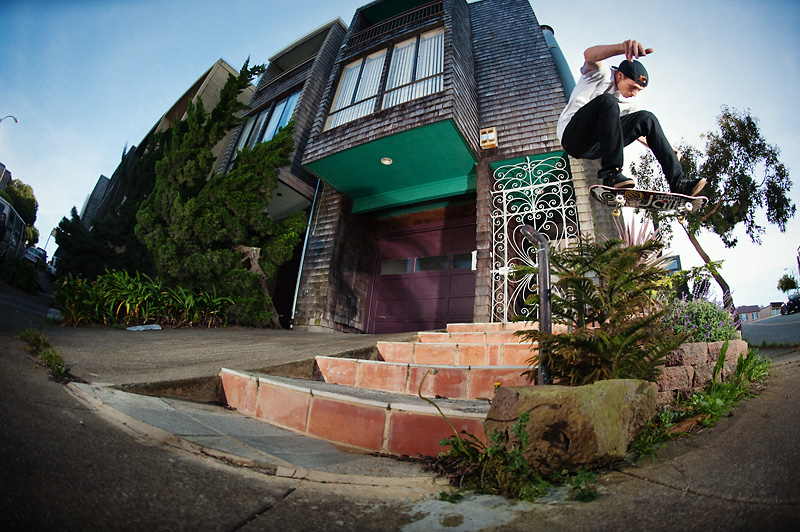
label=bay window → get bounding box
[383,28,444,109]
[326,50,387,130]
[325,27,444,130]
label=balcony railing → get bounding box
[347,1,443,48]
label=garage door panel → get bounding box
[376,277,415,301]
[409,297,448,319]
[375,298,410,319]
[449,272,476,294]
[447,295,474,320]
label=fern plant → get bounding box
[516,233,685,385]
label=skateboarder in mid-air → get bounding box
[557,39,706,197]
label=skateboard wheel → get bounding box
[685,202,694,212]
[613,208,621,217]
[615,194,625,206]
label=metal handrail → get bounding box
[521,225,552,385]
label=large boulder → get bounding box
[484,379,657,474]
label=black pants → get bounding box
[561,93,683,186]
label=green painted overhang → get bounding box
[304,120,477,213]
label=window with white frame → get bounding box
[325,27,444,130]
[326,50,387,130]
[383,28,444,109]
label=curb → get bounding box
[65,381,447,490]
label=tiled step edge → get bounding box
[444,322,569,334]
[417,330,526,344]
[316,356,530,400]
[376,341,537,366]
[220,369,488,458]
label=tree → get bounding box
[777,274,798,293]
[54,208,118,279]
[630,106,796,310]
[1,179,39,246]
[53,136,165,278]
[135,60,307,327]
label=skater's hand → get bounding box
[622,40,653,61]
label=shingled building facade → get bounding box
[231,0,613,333]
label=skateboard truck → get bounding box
[613,194,625,217]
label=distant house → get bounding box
[762,303,782,319]
[737,303,782,323]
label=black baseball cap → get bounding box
[614,59,649,87]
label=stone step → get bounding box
[376,341,537,367]
[315,356,530,400]
[416,330,524,344]
[220,368,489,457]
[446,322,538,333]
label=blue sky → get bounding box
[1,0,798,308]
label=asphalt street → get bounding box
[741,312,800,347]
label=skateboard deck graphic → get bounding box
[589,185,708,216]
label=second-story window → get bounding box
[262,91,301,143]
[383,28,444,109]
[325,27,444,131]
[231,89,301,168]
[326,50,387,130]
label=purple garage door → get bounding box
[368,222,476,334]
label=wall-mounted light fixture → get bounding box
[480,127,498,149]
[380,157,393,165]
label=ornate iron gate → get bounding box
[490,153,579,322]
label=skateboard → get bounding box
[589,185,708,217]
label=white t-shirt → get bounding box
[556,66,640,142]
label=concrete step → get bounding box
[315,356,530,400]
[445,322,538,333]
[220,368,489,458]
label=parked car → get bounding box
[780,291,800,315]
[22,246,46,266]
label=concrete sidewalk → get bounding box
[67,379,443,488]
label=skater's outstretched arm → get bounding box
[582,40,653,73]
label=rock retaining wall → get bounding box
[657,339,749,407]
